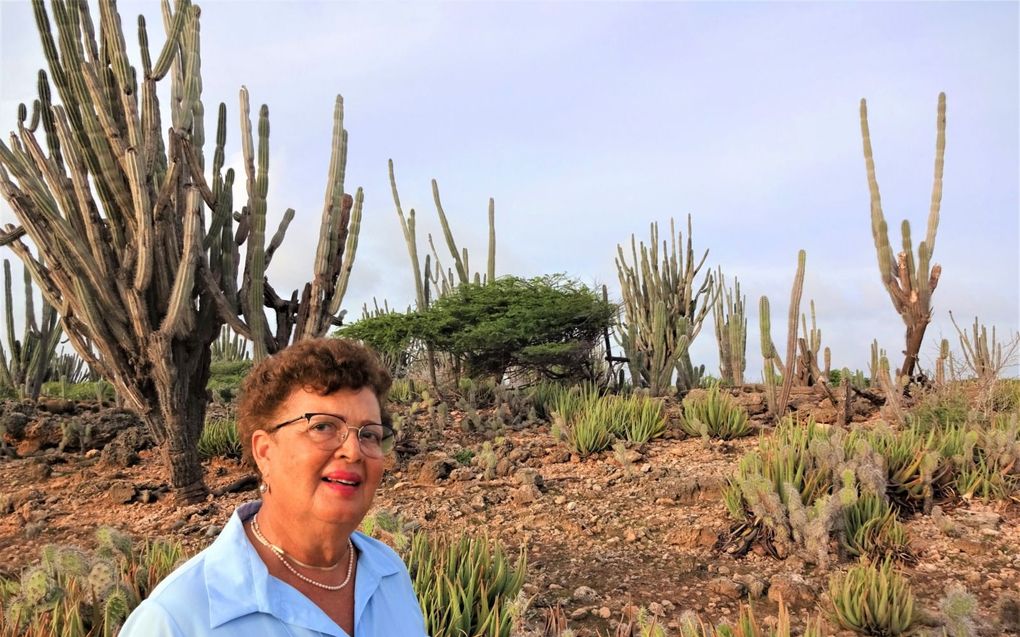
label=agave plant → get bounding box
[829,558,915,636]
[404,532,526,637]
[679,383,751,440]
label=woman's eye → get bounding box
[310,421,337,434]
[360,428,384,443]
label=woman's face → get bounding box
[252,386,386,530]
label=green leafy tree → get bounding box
[341,276,614,382]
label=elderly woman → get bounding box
[121,338,427,636]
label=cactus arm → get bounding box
[776,250,806,416]
[926,93,946,255]
[486,197,495,283]
[264,208,295,268]
[432,179,468,284]
[390,161,427,311]
[150,0,188,81]
[327,188,363,318]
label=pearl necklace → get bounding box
[251,514,355,591]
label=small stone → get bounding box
[569,607,588,620]
[108,483,136,504]
[648,602,664,616]
[514,468,544,489]
[624,529,638,543]
[573,585,598,603]
[469,494,486,511]
[449,467,474,482]
[598,606,612,619]
[768,573,812,606]
[84,448,100,459]
[495,458,513,477]
[566,501,577,511]
[512,484,542,505]
[204,524,222,538]
[139,490,155,504]
[717,565,730,575]
[554,495,567,505]
[707,577,744,600]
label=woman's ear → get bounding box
[251,428,273,475]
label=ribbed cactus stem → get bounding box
[777,250,807,416]
[487,198,496,284]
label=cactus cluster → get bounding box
[211,325,249,363]
[711,269,746,387]
[615,216,714,395]
[0,259,62,401]
[0,528,185,636]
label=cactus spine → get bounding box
[860,93,946,380]
[616,216,713,395]
[0,1,362,501]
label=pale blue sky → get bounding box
[1,1,1017,377]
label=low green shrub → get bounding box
[40,380,115,402]
[680,384,751,439]
[197,419,242,460]
[207,360,252,397]
[404,533,526,637]
[829,558,914,636]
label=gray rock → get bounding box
[573,585,598,603]
[1,411,29,439]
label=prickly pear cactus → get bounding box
[95,527,133,561]
[87,559,119,601]
[19,566,55,606]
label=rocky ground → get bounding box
[1,389,1018,636]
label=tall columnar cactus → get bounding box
[616,216,713,395]
[759,250,806,419]
[860,93,946,380]
[0,0,362,501]
[712,268,746,386]
[0,259,62,400]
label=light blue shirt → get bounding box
[120,501,428,637]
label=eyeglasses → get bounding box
[269,412,395,458]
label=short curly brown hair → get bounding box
[236,337,392,471]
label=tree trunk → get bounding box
[900,322,928,379]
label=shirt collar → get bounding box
[204,500,403,633]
